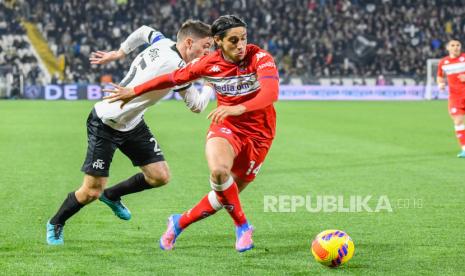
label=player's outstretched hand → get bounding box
[207,105,246,124]
[438,82,446,91]
[102,83,136,108]
[89,50,125,65]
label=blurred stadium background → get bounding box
[1,0,464,98]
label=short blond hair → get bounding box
[177,20,211,41]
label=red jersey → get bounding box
[135,44,280,141]
[437,53,465,97]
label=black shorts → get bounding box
[81,109,165,177]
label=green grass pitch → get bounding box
[0,100,464,275]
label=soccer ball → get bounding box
[311,229,355,267]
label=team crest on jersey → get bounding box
[238,61,247,72]
[445,60,450,64]
[255,52,267,61]
[209,65,221,72]
[460,56,465,62]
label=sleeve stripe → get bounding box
[173,83,192,92]
[258,76,279,81]
[150,33,166,44]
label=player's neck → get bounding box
[221,52,240,64]
[449,53,460,58]
[176,44,188,61]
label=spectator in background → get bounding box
[100,74,112,84]
[376,74,386,86]
[3,0,465,84]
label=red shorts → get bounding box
[448,97,465,115]
[207,123,273,183]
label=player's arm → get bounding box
[437,76,446,91]
[240,76,279,111]
[437,61,446,91]
[207,53,279,123]
[103,57,206,105]
[178,84,214,113]
[132,58,204,94]
[90,25,162,65]
[120,25,164,53]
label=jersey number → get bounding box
[246,161,262,176]
[150,137,162,154]
[119,56,147,87]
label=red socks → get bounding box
[455,125,465,149]
[210,176,247,226]
[178,176,248,230]
[178,191,222,229]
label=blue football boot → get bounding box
[99,193,131,220]
[46,220,64,245]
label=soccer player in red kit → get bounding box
[104,15,279,252]
[437,39,465,157]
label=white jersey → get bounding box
[94,26,211,131]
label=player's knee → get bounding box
[86,188,103,201]
[77,177,106,204]
[210,166,231,184]
[77,187,102,204]
[454,118,464,126]
[144,170,171,187]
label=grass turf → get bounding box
[0,100,463,275]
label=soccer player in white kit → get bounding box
[46,20,214,245]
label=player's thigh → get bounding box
[232,140,271,183]
[81,110,118,177]
[119,122,165,167]
[451,114,465,125]
[205,137,236,173]
[448,97,465,122]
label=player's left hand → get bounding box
[207,105,246,124]
[89,50,125,65]
[458,74,465,82]
[438,82,446,91]
[102,82,136,108]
